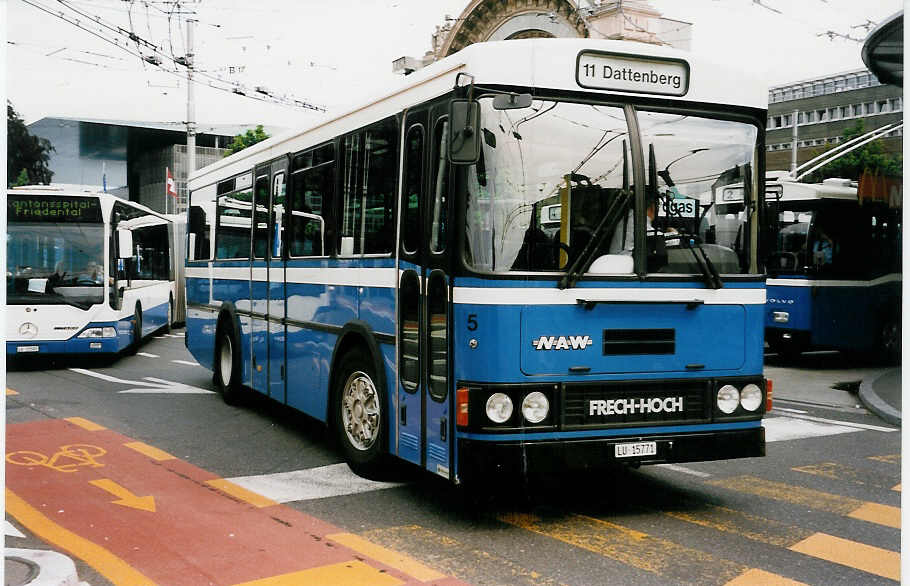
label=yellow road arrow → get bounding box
[89,479,156,512]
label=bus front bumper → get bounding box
[457,427,765,484]
[7,337,121,356]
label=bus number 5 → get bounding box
[467,314,478,331]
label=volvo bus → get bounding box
[760,174,901,362]
[7,187,179,357]
[185,39,770,485]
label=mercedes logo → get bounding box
[19,322,38,339]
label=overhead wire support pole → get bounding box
[185,15,196,187]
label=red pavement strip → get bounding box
[6,418,465,586]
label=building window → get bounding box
[865,102,875,115]
[846,75,856,89]
[853,104,863,116]
[824,81,835,93]
[834,78,845,92]
[817,109,827,121]
[890,97,902,112]
[840,106,850,118]
[783,114,792,126]
[857,74,870,87]
[877,100,889,113]
[773,116,783,127]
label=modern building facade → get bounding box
[26,118,281,214]
[765,69,903,173]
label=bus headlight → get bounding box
[740,383,763,412]
[716,385,740,414]
[485,392,513,423]
[521,392,549,423]
[78,327,117,338]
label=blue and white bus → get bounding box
[761,174,901,362]
[185,38,770,484]
[7,187,179,357]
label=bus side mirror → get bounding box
[117,229,134,259]
[449,99,481,164]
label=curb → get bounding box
[858,368,901,427]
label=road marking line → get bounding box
[224,463,402,503]
[7,388,19,395]
[6,488,155,586]
[791,462,897,490]
[231,560,403,586]
[789,533,900,581]
[64,417,106,431]
[869,454,901,464]
[123,441,175,461]
[205,478,279,508]
[171,359,199,366]
[500,511,748,583]
[725,568,807,585]
[708,476,898,529]
[656,463,712,477]
[136,352,159,358]
[763,416,860,442]
[326,533,446,582]
[847,502,901,529]
[361,524,558,586]
[663,505,812,548]
[771,412,896,433]
[5,520,26,538]
[772,407,808,414]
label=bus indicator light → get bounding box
[456,388,470,427]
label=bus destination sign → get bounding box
[576,51,689,97]
[8,195,103,223]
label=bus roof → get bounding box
[189,38,767,190]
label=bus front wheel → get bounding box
[126,304,142,355]
[214,319,244,405]
[334,350,386,479]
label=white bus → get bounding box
[186,38,769,485]
[7,187,179,357]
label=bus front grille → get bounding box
[562,380,709,429]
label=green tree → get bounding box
[803,121,902,182]
[224,125,270,156]
[7,101,55,186]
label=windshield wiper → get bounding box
[558,188,633,289]
[683,236,724,289]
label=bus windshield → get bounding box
[464,97,759,276]
[7,222,106,307]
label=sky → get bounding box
[5,0,905,129]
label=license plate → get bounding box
[16,345,39,353]
[614,441,657,458]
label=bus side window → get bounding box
[362,118,398,255]
[289,144,335,257]
[253,174,270,259]
[340,133,363,256]
[402,124,424,256]
[430,118,449,253]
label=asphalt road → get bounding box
[6,331,901,585]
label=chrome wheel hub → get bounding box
[341,371,380,451]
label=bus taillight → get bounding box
[456,387,470,427]
[766,379,773,412]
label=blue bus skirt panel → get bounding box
[456,423,765,484]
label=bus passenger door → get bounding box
[396,114,426,466]
[250,167,271,395]
[268,158,289,402]
[422,112,452,480]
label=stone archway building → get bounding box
[393,1,691,74]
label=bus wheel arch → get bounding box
[166,294,174,333]
[214,305,244,405]
[328,324,389,479]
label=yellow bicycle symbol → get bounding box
[7,444,106,473]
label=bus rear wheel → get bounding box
[214,319,244,405]
[334,350,386,479]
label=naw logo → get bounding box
[532,335,594,351]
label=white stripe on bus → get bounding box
[452,287,766,306]
[185,266,396,288]
[767,273,901,288]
